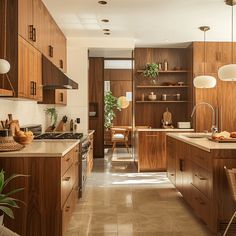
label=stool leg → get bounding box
[125,142,129,153]
[223,211,236,236]
[112,142,116,153]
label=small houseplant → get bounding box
[45,108,58,130]
[104,91,121,129]
[143,63,159,84]
[0,169,25,224]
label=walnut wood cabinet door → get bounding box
[18,36,42,100]
[55,89,67,105]
[18,0,33,42]
[138,131,166,171]
[166,137,176,185]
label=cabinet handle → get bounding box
[30,81,34,95]
[29,25,34,41]
[60,93,63,102]
[60,59,64,69]
[145,134,158,137]
[32,28,36,42]
[63,176,70,181]
[34,82,37,95]
[65,206,70,212]
[49,45,54,57]
[65,157,71,162]
[170,173,175,176]
[194,174,207,181]
[179,159,184,172]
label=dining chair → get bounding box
[110,127,129,153]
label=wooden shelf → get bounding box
[136,100,189,103]
[137,69,188,73]
[136,85,189,88]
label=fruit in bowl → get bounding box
[13,131,34,145]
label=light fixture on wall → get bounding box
[0,0,15,96]
[218,0,236,81]
[117,96,129,109]
[193,26,217,88]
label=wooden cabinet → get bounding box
[18,36,42,101]
[166,136,236,234]
[136,131,166,172]
[41,89,67,105]
[0,144,80,236]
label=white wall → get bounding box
[0,37,135,132]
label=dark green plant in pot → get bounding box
[0,169,26,221]
[45,107,58,129]
[143,63,159,84]
[104,91,121,129]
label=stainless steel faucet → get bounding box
[191,102,218,136]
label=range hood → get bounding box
[42,55,78,89]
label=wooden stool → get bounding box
[111,128,129,153]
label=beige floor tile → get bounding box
[65,148,214,236]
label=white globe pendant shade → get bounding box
[0,59,10,74]
[193,75,217,88]
[218,64,236,81]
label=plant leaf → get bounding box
[4,187,25,197]
[2,174,27,192]
[0,206,14,219]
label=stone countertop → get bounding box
[136,128,194,132]
[167,133,236,152]
[0,140,80,157]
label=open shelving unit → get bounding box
[134,48,192,128]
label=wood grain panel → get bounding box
[89,57,104,158]
[137,131,166,171]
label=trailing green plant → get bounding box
[143,63,159,84]
[45,107,58,128]
[104,91,121,129]
[0,170,26,219]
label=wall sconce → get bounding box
[117,96,129,109]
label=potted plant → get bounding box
[0,169,25,225]
[104,91,121,129]
[45,108,58,131]
[143,63,159,84]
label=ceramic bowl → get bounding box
[148,94,157,101]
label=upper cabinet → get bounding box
[18,0,67,73]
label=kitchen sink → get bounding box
[183,133,209,138]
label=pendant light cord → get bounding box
[232,4,234,63]
[204,29,206,74]
[4,0,7,59]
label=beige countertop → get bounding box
[136,128,194,132]
[0,140,80,158]
[167,133,236,152]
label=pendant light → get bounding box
[0,0,15,96]
[193,26,217,88]
[218,0,236,81]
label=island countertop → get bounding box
[0,140,80,157]
[167,133,236,152]
[136,128,194,132]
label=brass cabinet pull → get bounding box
[34,82,36,95]
[65,206,70,212]
[29,25,34,41]
[65,157,71,162]
[60,59,63,69]
[32,28,36,42]
[63,176,70,181]
[49,45,54,57]
[30,81,34,95]
[170,173,174,176]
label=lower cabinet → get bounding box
[166,136,236,234]
[0,144,80,236]
[87,132,94,174]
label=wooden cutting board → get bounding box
[208,137,236,143]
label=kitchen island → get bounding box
[166,133,236,234]
[134,128,194,172]
[0,140,81,236]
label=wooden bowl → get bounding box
[13,135,34,145]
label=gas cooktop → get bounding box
[34,132,83,140]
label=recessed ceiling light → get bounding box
[104,32,110,35]
[101,19,109,23]
[98,1,107,5]
[103,29,110,31]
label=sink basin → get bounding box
[183,133,209,138]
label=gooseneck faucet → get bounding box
[191,102,218,136]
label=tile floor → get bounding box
[65,149,213,236]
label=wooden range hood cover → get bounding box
[42,55,78,89]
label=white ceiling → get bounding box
[42,0,234,47]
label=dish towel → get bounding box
[0,225,20,236]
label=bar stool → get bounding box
[223,166,236,236]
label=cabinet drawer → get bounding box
[62,189,76,235]
[192,163,211,199]
[191,184,211,226]
[61,165,75,207]
[61,148,74,177]
[191,147,211,170]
